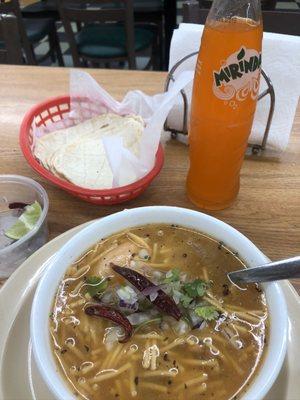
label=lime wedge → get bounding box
[19,201,42,230]
[5,201,42,240]
[4,220,30,240]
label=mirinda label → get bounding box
[213,47,261,102]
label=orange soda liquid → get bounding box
[187,18,263,210]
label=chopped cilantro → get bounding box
[86,276,102,285]
[164,268,180,283]
[86,276,108,297]
[183,279,209,298]
[194,305,219,321]
[138,298,152,311]
[180,293,194,308]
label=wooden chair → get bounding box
[183,1,300,36]
[134,0,165,69]
[21,0,59,19]
[0,0,64,65]
[22,0,165,69]
[58,0,157,69]
[0,13,23,63]
[262,11,300,36]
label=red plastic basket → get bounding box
[19,96,164,205]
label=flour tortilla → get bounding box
[34,114,125,168]
[52,138,113,189]
[33,113,144,189]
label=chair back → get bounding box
[262,11,300,36]
[0,0,36,63]
[183,1,300,36]
[198,0,278,10]
[183,1,208,24]
[58,0,136,68]
[0,13,23,63]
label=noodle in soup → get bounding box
[50,224,268,400]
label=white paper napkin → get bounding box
[168,23,300,152]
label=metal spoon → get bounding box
[228,256,300,284]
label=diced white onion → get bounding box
[101,291,114,304]
[160,320,169,330]
[139,249,150,259]
[166,270,173,278]
[189,310,203,327]
[152,271,163,279]
[150,292,159,302]
[181,274,187,282]
[116,286,138,304]
[103,326,124,346]
[127,312,151,326]
[172,290,182,305]
[173,320,189,335]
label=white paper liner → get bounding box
[33,70,193,188]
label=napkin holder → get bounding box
[164,52,275,155]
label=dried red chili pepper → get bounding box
[85,304,132,343]
[8,202,28,209]
[111,264,182,321]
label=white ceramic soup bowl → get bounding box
[31,206,287,400]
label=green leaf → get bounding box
[180,293,194,308]
[194,306,219,321]
[138,298,152,311]
[86,276,108,297]
[183,279,209,298]
[164,268,180,283]
[86,276,102,285]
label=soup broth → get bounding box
[50,224,268,400]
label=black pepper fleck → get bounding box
[218,241,224,250]
[255,285,262,293]
[222,284,230,296]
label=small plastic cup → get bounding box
[0,175,49,279]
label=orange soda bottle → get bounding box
[187,0,263,210]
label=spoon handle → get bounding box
[228,256,300,284]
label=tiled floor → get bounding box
[34,1,300,68]
[276,0,300,9]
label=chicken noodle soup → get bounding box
[50,224,268,400]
